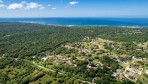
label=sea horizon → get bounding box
[0,18,148,27]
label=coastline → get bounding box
[0,18,148,28]
[0,21,147,29]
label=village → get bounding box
[34,37,148,83]
[112,56,147,83]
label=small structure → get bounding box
[119,74,126,80]
[117,57,128,63]
[112,69,121,77]
[41,57,48,61]
[87,63,98,69]
[124,63,143,82]
[132,56,142,61]
[146,70,148,75]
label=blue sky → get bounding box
[0,0,148,18]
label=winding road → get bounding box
[33,60,95,84]
[33,60,63,74]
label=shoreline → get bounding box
[0,21,147,28]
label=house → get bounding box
[146,70,148,75]
[112,69,121,77]
[117,57,128,63]
[132,56,142,61]
[119,75,126,80]
[87,63,98,69]
[41,57,48,61]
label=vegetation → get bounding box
[0,22,148,84]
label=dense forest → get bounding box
[0,22,148,84]
[0,22,147,58]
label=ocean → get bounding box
[0,18,148,27]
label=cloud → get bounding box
[0,0,3,3]
[26,2,42,9]
[65,1,79,8]
[7,1,44,10]
[7,3,23,10]
[39,7,45,10]
[0,4,6,8]
[69,1,79,5]
[52,8,56,10]
[0,0,6,8]
[21,1,27,4]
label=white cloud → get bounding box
[69,1,79,5]
[52,8,56,10]
[65,1,79,8]
[6,1,44,10]
[7,3,23,9]
[26,2,42,9]
[0,0,6,8]
[0,0,3,3]
[0,4,6,8]
[39,7,45,10]
[21,1,27,5]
